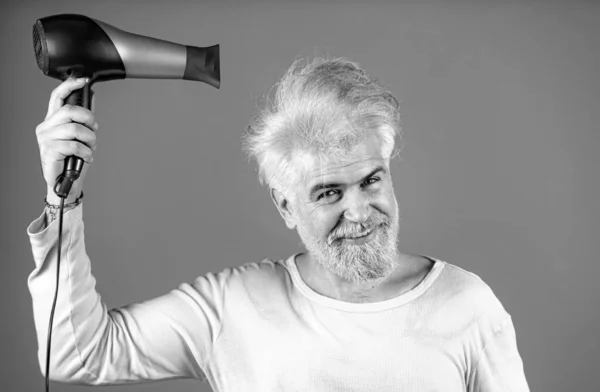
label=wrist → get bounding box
[46,188,82,205]
[44,191,84,226]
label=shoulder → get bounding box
[192,256,293,300]
[232,256,292,285]
[423,257,511,331]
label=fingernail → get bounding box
[93,122,99,130]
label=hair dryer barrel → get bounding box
[95,19,219,87]
[33,14,219,88]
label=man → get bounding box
[28,57,530,391]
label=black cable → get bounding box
[45,196,65,392]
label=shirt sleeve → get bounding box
[467,316,530,392]
[26,203,230,385]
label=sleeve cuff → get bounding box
[27,203,84,267]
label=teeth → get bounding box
[348,230,371,239]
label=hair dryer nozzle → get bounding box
[184,44,220,88]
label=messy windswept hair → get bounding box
[242,56,402,195]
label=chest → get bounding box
[211,310,469,391]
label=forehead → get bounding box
[291,133,389,190]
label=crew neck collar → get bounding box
[286,253,445,313]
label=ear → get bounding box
[270,188,297,230]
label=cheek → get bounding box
[376,184,398,216]
[307,210,341,239]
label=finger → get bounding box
[40,123,97,151]
[48,139,94,164]
[40,104,97,134]
[46,77,89,120]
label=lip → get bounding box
[341,228,376,245]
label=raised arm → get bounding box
[28,78,228,385]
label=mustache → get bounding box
[327,213,389,245]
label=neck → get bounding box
[296,252,406,303]
[295,251,434,303]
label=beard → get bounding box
[296,201,400,284]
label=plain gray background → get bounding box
[2,0,598,391]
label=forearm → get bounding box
[28,203,112,384]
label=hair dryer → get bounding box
[32,14,220,392]
[33,13,220,198]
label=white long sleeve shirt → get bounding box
[27,204,529,391]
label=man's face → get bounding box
[289,134,400,284]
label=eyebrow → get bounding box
[309,166,387,198]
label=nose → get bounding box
[343,189,371,223]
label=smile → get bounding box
[341,228,377,244]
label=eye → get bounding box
[317,189,341,202]
[362,176,380,187]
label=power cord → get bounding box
[45,196,64,392]
[45,173,80,392]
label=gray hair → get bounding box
[242,56,402,195]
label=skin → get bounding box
[271,133,434,303]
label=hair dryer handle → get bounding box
[66,84,93,109]
[54,84,94,198]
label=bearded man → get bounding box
[28,57,530,391]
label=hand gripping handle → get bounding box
[53,83,94,198]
